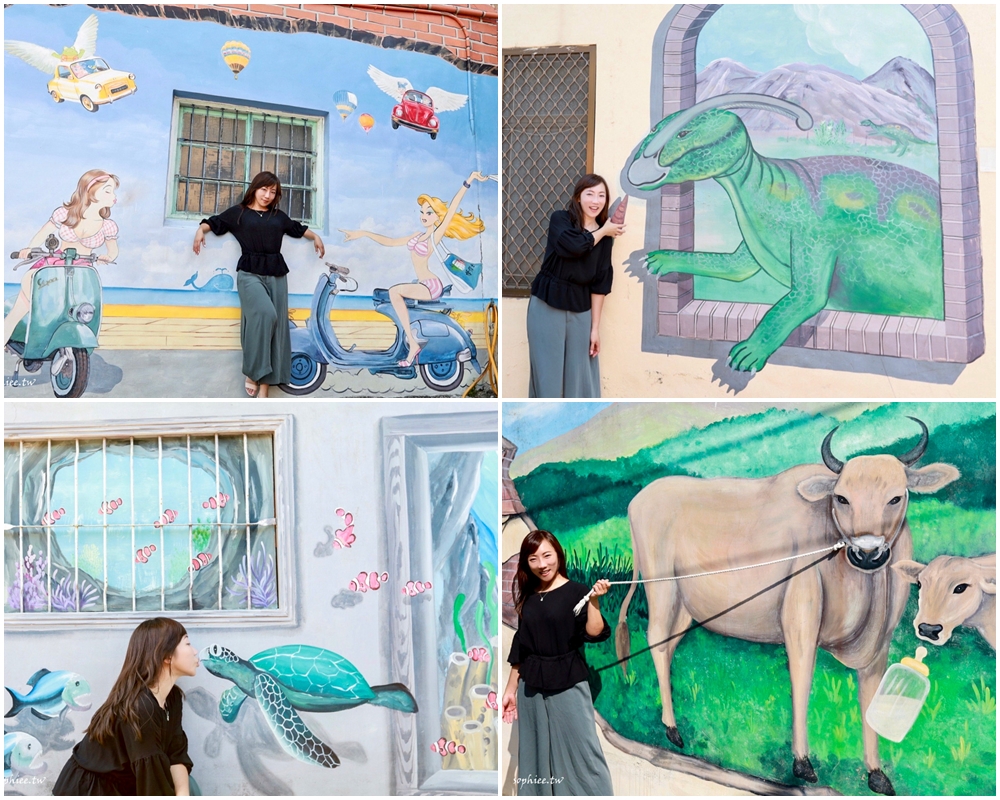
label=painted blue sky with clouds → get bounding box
[4,5,497,297]
[697,4,933,78]
[504,402,610,455]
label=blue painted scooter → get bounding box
[5,235,104,398]
[281,262,480,394]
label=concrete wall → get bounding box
[501,3,996,398]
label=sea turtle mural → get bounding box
[200,644,418,768]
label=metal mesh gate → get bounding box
[502,48,594,295]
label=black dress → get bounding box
[201,205,308,276]
[53,687,193,796]
[530,210,614,313]
[507,579,610,692]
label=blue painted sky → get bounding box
[3,5,497,297]
[472,452,498,569]
[697,5,933,78]
[503,403,610,454]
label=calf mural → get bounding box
[617,418,956,794]
[503,401,996,796]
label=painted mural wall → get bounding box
[502,401,996,796]
[500,3,996,398]
[4,401,499,796]
[4,5,498,398]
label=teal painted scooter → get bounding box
[5,235,104,398]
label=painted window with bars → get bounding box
[4,418,295,627]
[502,47,595,295]
[168,96,324,226]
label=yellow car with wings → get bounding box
[47,57,136,112]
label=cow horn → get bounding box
[821,427,844,474]
[897,417,929,466]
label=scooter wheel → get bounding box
[280,353,327,396]
[419,359,464,392]
[51,347,90,398]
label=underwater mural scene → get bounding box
[5,401,500,796]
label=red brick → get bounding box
[315,12,349,25]
[249,4,289,16]
[283,7,318,21]
[429,23,457,37]
[469,19,496,34]
[420,32,445,45]
[399,18,431,32]
[383,6,417,21]
[481,33,497,46]
[443,35,467,52]
[410,11,445,26]
[366,11,403,28]
[299,4,343,13]
[351,18,384,35]
[483,51,497,66]
[211,4,249,10]
[333,6,368,21]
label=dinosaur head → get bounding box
[625,93,814,191]
[861,120,875,128]
[629,108,749,187]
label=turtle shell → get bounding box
[249,645,375,702]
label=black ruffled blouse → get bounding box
[507,579,610,692]
[530,210,614,313]
[53,687,193,796]
[201,205,308,276]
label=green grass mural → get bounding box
[510,403,995,796]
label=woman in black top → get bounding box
[193,171,325,398]
[54,618,199,796]
[502,530,614,795]
[527,174,625,398]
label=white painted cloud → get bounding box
[793,4,933,76]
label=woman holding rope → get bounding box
[501,530,614,795]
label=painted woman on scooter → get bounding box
[193,171,325,398]
[340,170,489,367]
[4,169,119,345]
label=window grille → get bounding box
[502,47,596,295]
[4,418,295,628]
[169,98,323,225]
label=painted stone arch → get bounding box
[646,3,983,366]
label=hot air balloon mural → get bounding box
[358,112,375,133]
[221,40,250,79]
[333,90,357,121]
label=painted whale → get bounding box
[184,268,235,292]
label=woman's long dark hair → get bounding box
[240,171,282,212]
[567,173,610,229]
[86,618,187,744]
[512,530,568,617]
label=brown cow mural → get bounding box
[501,402,996,796]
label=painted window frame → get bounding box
[165,92,327,228]
[3,415,297,631]
[381,412,498,795]
[502,45,597,297]
[642,3,983,365]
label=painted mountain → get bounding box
[697,56,937,142]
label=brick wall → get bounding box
[86,3,498,72]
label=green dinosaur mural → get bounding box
[627,94,943,372]
[860,120,934,156]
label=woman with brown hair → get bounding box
[501,530,614,795]
[193,171,325,397]
[53,618,199,796]
[526,174,625,398]
[4,169,120,344]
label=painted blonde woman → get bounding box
[341,170,488,366]
[4,169,119,344]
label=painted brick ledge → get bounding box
[16,3,498,73]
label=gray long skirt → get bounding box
[527,295,601,398]
[516,680,613,796]
[237,271,291,385]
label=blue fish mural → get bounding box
[4,669,92,720]
[4,732,46,778]
[184,268,235,292]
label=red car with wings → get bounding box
[391,90,440,140]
